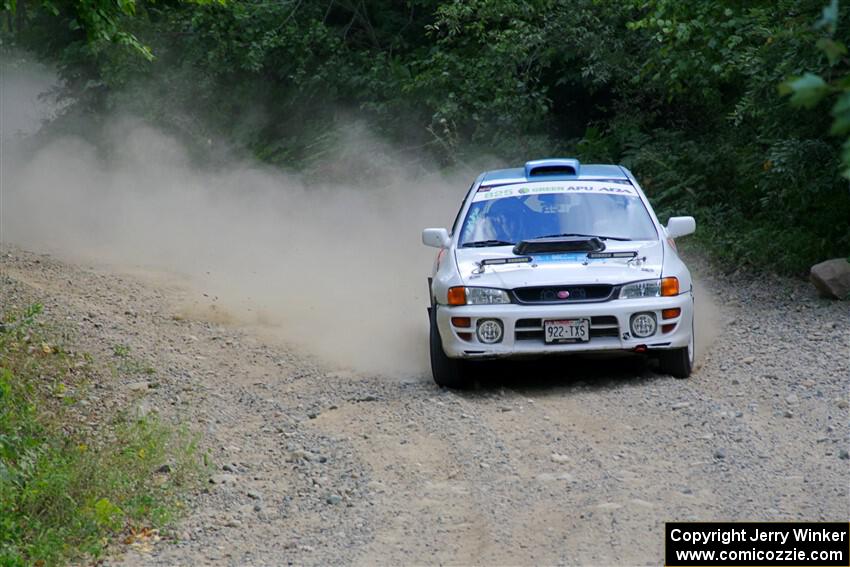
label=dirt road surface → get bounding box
[1,245,848,566]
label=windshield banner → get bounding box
[473,180,638,202]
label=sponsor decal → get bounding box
[531,251,641,265]
[532,253,589,263]
[473,180,638,201]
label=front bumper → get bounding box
[436,293,693,359]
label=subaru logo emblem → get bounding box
[557,290,570,299]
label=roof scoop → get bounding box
[524,158,581,178]
[513,235,605,256]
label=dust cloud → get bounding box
[2,59,478,374]
[1,60,720,377]
[692,279,720,365]
[3,121,473,374]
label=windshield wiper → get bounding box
[537,232,632,241]
[462,239,514,248]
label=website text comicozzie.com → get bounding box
[665,522,849,567]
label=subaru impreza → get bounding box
[422,159,696,388]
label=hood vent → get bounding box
[513,235,604,256]
[524,158,580,178]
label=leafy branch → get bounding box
[781,0,850,177]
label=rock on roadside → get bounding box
[810,258,850,299]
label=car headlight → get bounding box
[619,277,679,299]
[448,286,510,305]
[466,287,511,305]
[619,280,661,299]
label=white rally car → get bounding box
[422,158,696,388]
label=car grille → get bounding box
[515,316,620,342]
[512,284,615,304]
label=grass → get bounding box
[111,343,156,376]
[0,303,203,566]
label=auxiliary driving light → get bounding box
[630,312,657,338]
[476,319,503,344]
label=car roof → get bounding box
[478,159,630,187]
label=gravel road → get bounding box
[1,244,847,566]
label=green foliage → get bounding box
[7,0,850,272]
[783,73,831,108]
[2,0,151,60]
[779,0,850,178]
[0,305,201,566]
[1,0,223,66]
[112,343,130,358]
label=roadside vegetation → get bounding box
[2,0,850,273]
[0,303,201,566]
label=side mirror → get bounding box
[422,228,451,248]
[666,216,696,239]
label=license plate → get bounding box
[544,319,590,343]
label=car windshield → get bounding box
[459,188,657,247]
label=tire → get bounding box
[658,318,695,379]
[429,308,473,389]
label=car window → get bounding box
[459,190,657,246]
[450,182,476,236]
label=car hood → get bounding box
[455,240,664,288]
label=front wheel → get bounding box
[429,308,473,389]
[658,319,695,379]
